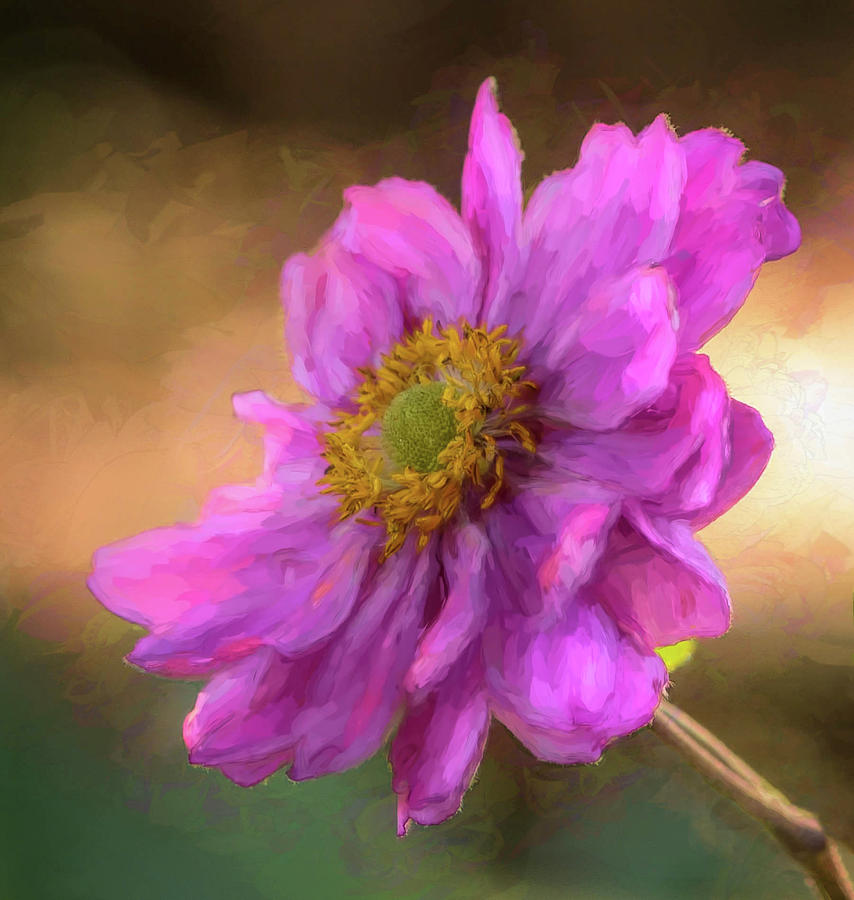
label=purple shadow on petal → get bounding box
[537,264,679,432]
[737,160,802,262]
[484,478,620,622]
[592,512,731,649]
[688,398,775,530]
[183,646,309,783]
[288,539,439,780]
[392,649,489,835]
[405,521,492,698]
[484,599,667,764]
[545,353,730,503]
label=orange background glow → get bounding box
[1,14,852,896]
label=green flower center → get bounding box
[381,381,458,473]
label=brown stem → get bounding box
[652,700,854,900]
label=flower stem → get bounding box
[652,700,854,900]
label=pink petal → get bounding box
[203,392,329,514]
[288,540,439,780]
[405,521,492,697]
[737,161,802,262]
[688,399,774,530]
[89,488,283,632]
[516,114,685,362]
[537,501,619,597]
[538,265,678,431]
[484,600,667,763]
[107,505,375,677]
[184,542,439,787]
[230,389,330,486]
[88,398,381,676]
[282,240,404,408]
[461,77,525,328]
[593,511,731,648]
[546,353,729,501]
[391,650,489,834]
[331,177,482,326]
[484,479,620,621]
[183,647,307,783]
[640,360,732,518]
[666,129,800,351]
[216,756,295,787]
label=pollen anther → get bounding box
[318,317,538,561]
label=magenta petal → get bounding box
[89,393,384,676]
[461,77,525,327]
[111,505,375,676]
[405,521,492,696]
[184,541,439,788]
[288,541,439,780]
[391,650,489,834]
[203,391,328,516]
[517,114,685,361]
[595,510,731,647]
[282,240,404,408]
[548,353,729,501]
[183,647,306,783]
[688,399,774,530]
[666,129,799,351]
[331,177,481,326]
[643,361,732,518]
[484,600,667,763]
[537,501,619,597]
[230,390,329,485]
[539,265,678,430]
[92,499,374,676]
[88,487,286,633]
[737,160,802,262]
[485,479,619,621]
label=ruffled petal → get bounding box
[545,353,729,502]
[282,240,404,408]
[88,397,380,676]
[484,478,620,621]
[593,512,731,649]
[391,649,489,834]
[737,161,801,262]
[288,540,439,780]
[331,177,482,326]
[102,497,375,677]
[185,540,439,786]
[183,646,308,784]
[688,399,774,530]
[230,389,331,485]
[665,129,800,351]
[405,521,492,697]
[461,77,525,328]
[516,114,685,363]
[537,265,678,431]
[484,599,667,763]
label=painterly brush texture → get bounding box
[86,77,800,834]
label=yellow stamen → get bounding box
[317,317,539,561]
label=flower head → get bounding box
[88,78,800,834]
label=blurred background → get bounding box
[1,1,853,897]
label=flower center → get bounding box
[318,318,538,561]
[381,382,458,473]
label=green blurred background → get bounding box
[1,1,853,897]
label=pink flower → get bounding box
[88,78,800,833]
